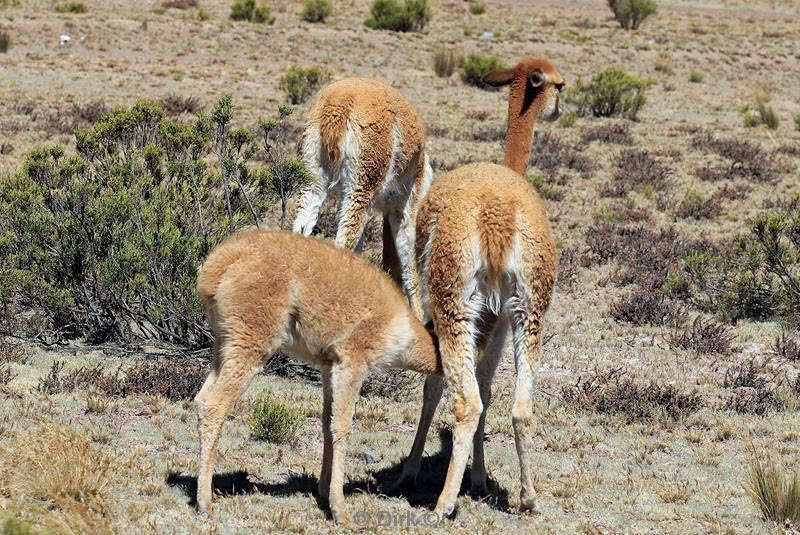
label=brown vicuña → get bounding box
[193,230,442,524]
[292,78,432,318]
[394,58,564,517]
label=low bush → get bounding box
[674,189,723,220]
[54,2,87,13]
[607,0,656,30]
[601,148,670,197]
[668,315,736,355]
[773,332,800,362]
[160,94,202,115]
[278,65,332,104]
[36,357,206,400]
[301,0,332,23]
[0,31,9,53]
[794,113,800,131]
[364,0,431,32]
[432,47,458,78]
[610,287,676,326]
[746,455,800,525]
[558,110,577,128]
[581,122,632,145]
[723,359,783,415]
[688,69,704,83]
[230,0,274,23]
[249,397,304,443]
[161,0,197,8]
[468,2,486,15]
[562,367,703,423]
[567,67,650,120]
[692,132,791,183]
[531,132,594,176]
[459,54,506,88]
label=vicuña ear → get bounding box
[482,68,516,87]
[528,69,546,88]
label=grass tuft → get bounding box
[249,397,304,443]
[746,454,800,525]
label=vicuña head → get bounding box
[482,57,565,175]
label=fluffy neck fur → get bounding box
[502,76,539,177]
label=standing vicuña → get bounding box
[395,58,564,517]
[194,230,441,524]
[292,78,433,317]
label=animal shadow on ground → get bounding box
[166,428,511,515]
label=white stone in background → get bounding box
[59,34,71,45]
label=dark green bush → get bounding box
[607,0,656,30]
[364,0,431,32]
[568,67,650,120]
[459,53,506,88]
[230,0,274,23]
[0,97,309,346]
[278,65,332,104]
[301,0,332,22]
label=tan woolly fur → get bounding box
[292,77,433,319]
[394,57,564,517]
[193,229,442,524]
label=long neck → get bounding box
[403,320,443,377]
[502,79,537,176]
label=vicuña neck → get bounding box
[502,78,537,177]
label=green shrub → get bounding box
[794,113,800,131]
[743,111,761,127]
[558,110,577,128]
[249,397,304,443]
[607,0,656,30]
[54,2,87,13]
[757,99,780,130]
[198,7,211,20]
[0,31,9,54]
[278,65,332,104]
[364,0,431,32]
[0,97,308,346]
[230,0,274,23]
[468,1,486,15]
[432,47,458,78]
[567,67,650,120]
[688,69,704,83]
[301,0,332,22]
[459,53,506,88]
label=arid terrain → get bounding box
[1,0,800,533]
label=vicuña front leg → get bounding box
[319,366,334,504]
[325,360,367,524]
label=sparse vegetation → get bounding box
[531,132,594,176]
[161,0,198,8]
[568,67,650,120]
[746,455,800,525]
[794,113,800,131]
[54,2,87,13]
[230,0,274,23]
[459,53,506,88]
[607,0,657,30]
[0,31,9,53]
[160,94,202,115]
[249,397,304,443]
[432,47,458,78]
[581,122,633,145]
[278,65,332,104]
[692,132,791,183]
[364,0,431,32]
[668,315,736,355]
[558,110,577,128]
[301,0,332,23]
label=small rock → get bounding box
[59,34,71,45]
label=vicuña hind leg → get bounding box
[196,344,273,515]
[318,366,333,504]
[509,309,543,514]
[471,313,509,496]
[323,358,367,524]
[393,374,443,488]
[434,324,482,518]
